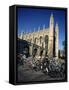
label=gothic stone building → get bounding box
[18,14,59,59]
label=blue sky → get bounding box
[17,7,65,50]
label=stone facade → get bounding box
[18,13,59,59]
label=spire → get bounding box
[38,26,40,32]
[20,31,23,39]
[34,28,35,32]
[50,13,54,26]
[25,29,26,34]
[51,13,54,20]
[43,24,45,29]
[55,22,59,30]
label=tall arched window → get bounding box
[45,35,48,44]
[45,35,48,55]
[34,38,37,44]
[40,36,42,44]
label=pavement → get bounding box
[17,65,64,82]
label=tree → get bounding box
[62,41,65,50]
[62,40,65,58]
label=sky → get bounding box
[17,7,66,50]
